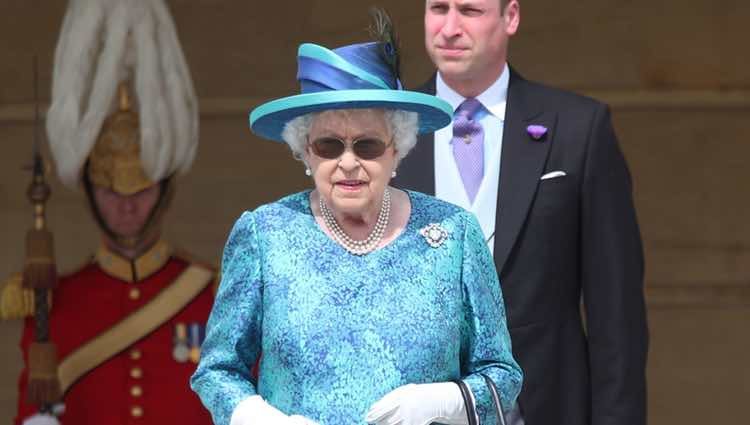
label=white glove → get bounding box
[230,395,319,425]
[22,414,60,425]
[365,382,468,425]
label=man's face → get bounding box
[93,184,161,238]
[425,0,519,94]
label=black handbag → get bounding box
[453,374,507,425]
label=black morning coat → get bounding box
[393,68,649,425]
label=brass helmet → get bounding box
[82,83,174,249]
[88,84,156,196]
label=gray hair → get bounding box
[281,109,419,164]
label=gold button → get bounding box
[130,367,143,379]
[130,385,143,397]
[129,349,142,360]
[129,288,141,300]
[131,405,144,418]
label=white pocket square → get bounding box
[540,171,566,180]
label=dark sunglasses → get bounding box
[309,136,393,160]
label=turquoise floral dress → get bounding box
[191,190,522,425]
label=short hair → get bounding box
[500,0,513,16]
[281,109,419,164]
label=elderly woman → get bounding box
[191,15,522,425]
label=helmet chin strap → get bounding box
[82,171,175,256]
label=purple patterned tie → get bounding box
[452,98,484,203]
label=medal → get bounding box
[172,322,189,363]
[188,322,204,364]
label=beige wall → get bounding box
[1,0,748,423]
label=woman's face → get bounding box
[304,109,397,218]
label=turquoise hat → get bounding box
[249,42,452,142]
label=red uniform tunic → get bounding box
[15,241,215,425]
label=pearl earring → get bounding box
[391,170,397,178]
[305,168,312,176]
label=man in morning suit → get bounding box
[393,1,649,424]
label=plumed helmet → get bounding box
[46,0,199,193]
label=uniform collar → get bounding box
[95,240,172,282]
[436,63,510,121]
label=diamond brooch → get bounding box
[420,223,448,248]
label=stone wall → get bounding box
[1,1,748,423]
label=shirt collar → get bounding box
[95,240,172,282]
[436,63,510,121]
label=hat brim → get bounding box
[249,90,452,142]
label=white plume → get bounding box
[46,0,199,188]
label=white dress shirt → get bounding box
[434,64,509,254]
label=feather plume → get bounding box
[153,0,199,174]
[46,0,199,188]
[367,7,401,87]
[133,0,172,179]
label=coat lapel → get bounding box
[392,75,437,194]
[405,132,436,195]
[493,70,557,274]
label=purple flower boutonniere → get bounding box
[526,124,548,141]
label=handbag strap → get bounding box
[452,379,479,425]
[479,373,507,425]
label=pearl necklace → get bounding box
[319,188,391,256]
